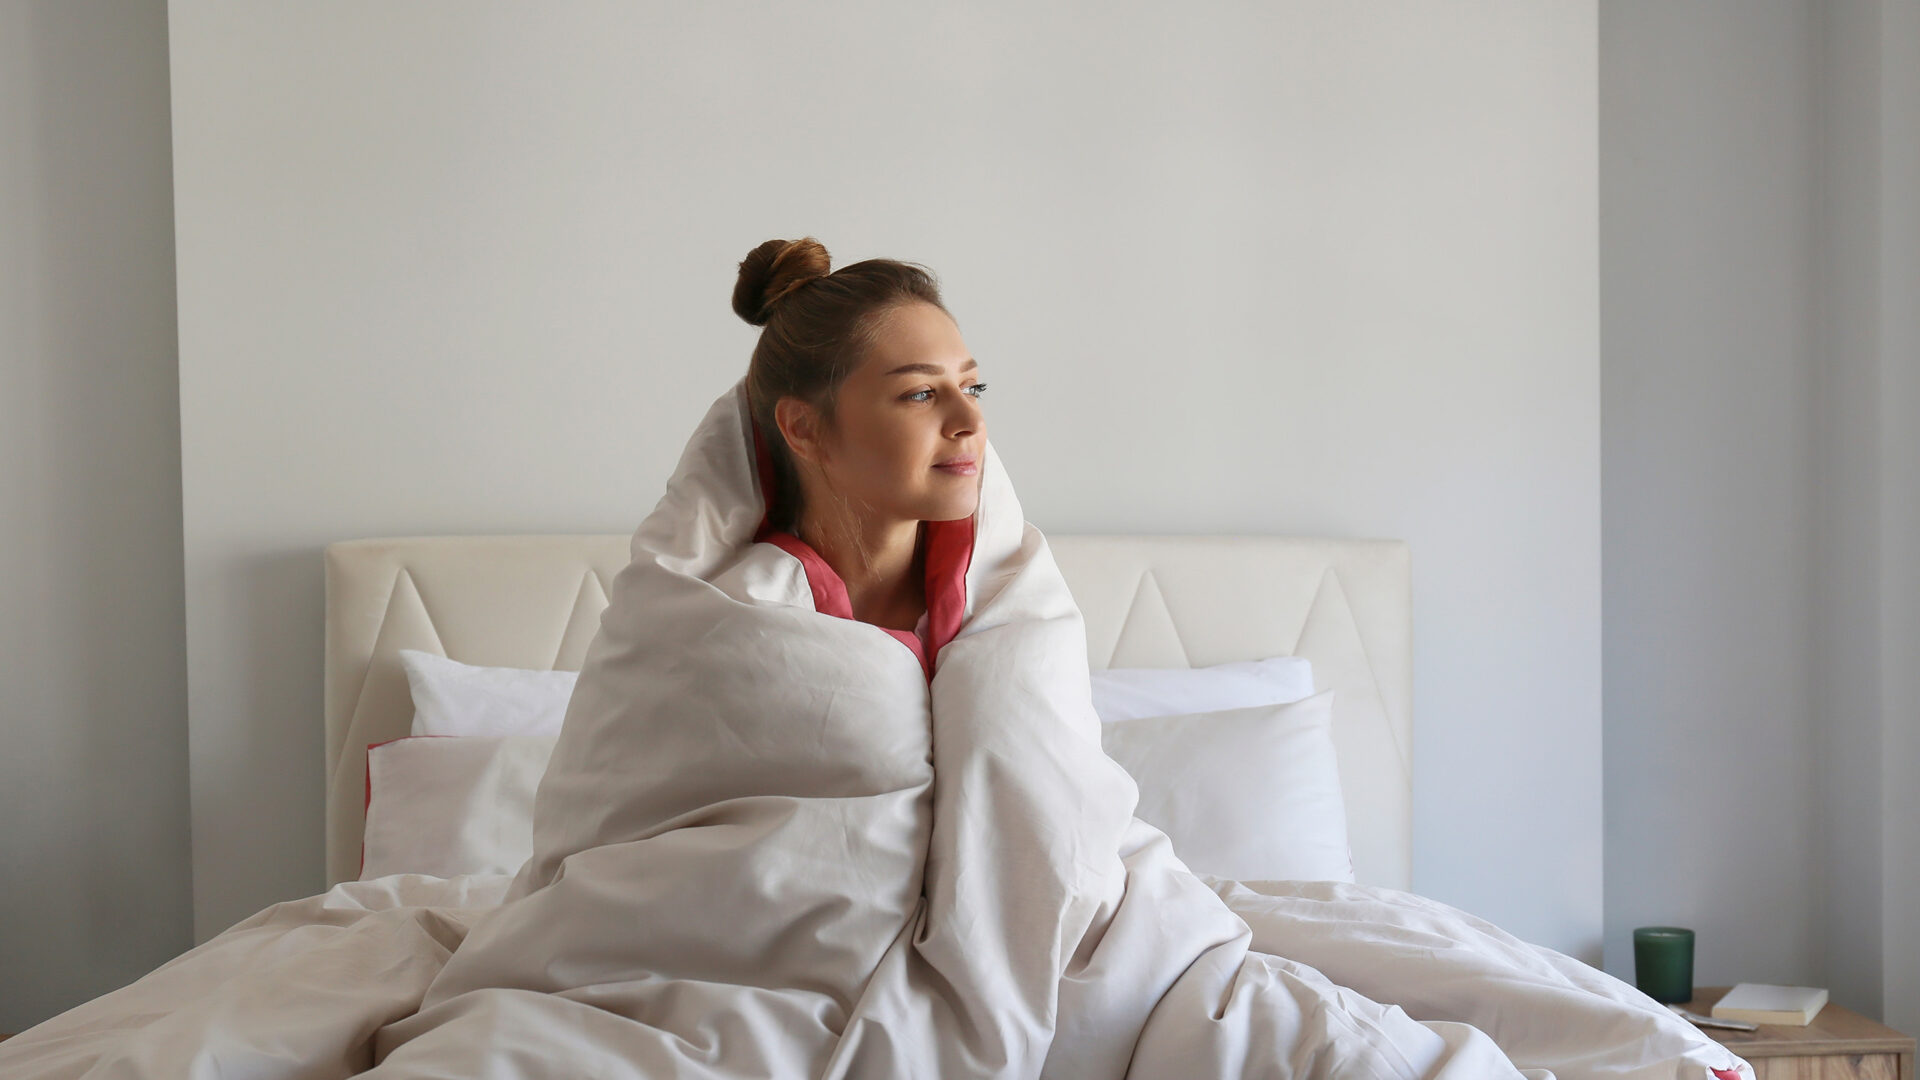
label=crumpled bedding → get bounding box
[0,379,1752,1079]
[0,872,1749,1080]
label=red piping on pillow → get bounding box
[749,414,975,682]
[360,733,454,879]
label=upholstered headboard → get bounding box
[324,534,1412,891]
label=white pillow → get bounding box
[360,734,558,880]
[1099,690,1353,883]
[1089,656,1315,723]
[399,649,577,737]
[368,657,1344,884]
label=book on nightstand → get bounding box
[1709,983,1829,1026]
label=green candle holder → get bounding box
[1633,926,1695,1004]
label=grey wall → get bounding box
[167,1,1606,958]
[1601,0,1920,1031]
[1863,0,1920,1036]
[0,0,191,1035]
[1811,0,1886,1024]
[1600,0,1819,990]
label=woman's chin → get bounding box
[918,498,979,523]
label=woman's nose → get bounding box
[945,395,981,437]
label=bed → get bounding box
[0,521,1751,1078]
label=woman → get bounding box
[733,237,987,669]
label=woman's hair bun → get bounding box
[732,237,832,326]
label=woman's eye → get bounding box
[905,383,987,403]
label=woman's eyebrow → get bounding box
[884,358,978,377]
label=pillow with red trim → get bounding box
[360,696,1351,886]
[360,734,557,880]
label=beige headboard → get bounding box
[324,534,1412,891]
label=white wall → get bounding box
[0,0,191,1034]
[169,1,1605,956]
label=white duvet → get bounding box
[0,380,1753,1079]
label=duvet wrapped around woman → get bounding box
[0,238,1750,1080]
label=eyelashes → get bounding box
[905,382,987,403]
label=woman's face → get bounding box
[779,301,987,527]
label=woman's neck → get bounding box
[794,513,927,631]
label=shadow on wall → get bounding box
[0,0,191,1034]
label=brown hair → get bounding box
[733,237,950,534]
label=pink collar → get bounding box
[748,419,974,682]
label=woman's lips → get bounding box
[933,460,978,476]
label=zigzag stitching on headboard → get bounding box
[1288,567,1335,655]
[548,568,608,671]
[1105,567,1193,669]
[1316,566,1411,780]
[1140,566,1192,667]
[332,566,444,792]
[339,566,411,746]
[399,564,447,656]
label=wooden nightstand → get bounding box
[1682,987,1915,1080]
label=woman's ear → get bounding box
[774,396,824,467]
